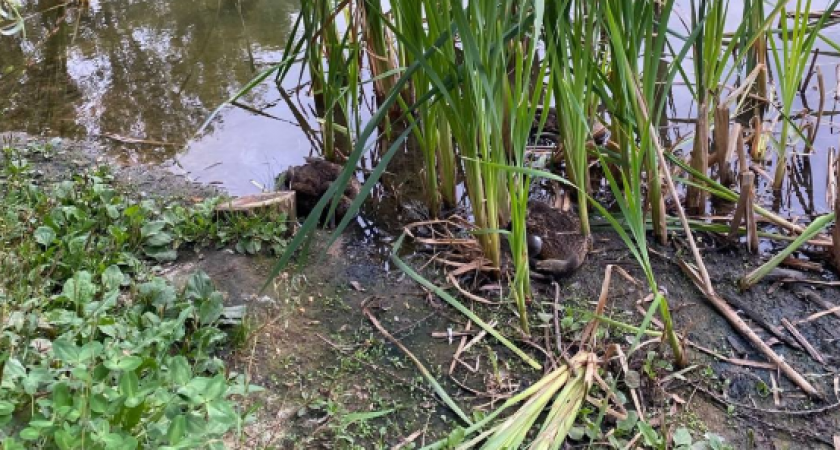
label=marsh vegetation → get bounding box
[5,0,840,448]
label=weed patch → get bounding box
[0,143,287,448]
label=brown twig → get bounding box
[677,260,823,399]
[690,381,840,416]
[781,318,826,365]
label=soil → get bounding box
[6,131,840,449]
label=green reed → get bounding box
[768,0,840,189]
[595,0,693,365]
[249,0,840,370]
[390,0,459,214]
[501,5,548,335]
[299,0,360,162]
[544,0,601,237]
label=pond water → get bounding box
[1,0,307,195]
[2,0,840,217]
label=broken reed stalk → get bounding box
[362,301,473,425]
[714,103,731,185]
[781,318,826,365]
[720,123,741,186]
[677,260,823,399]
[629,78,699,366]
[728,171,758,253]
[633,82,712,291]
[688,102,710,214]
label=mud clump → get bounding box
[277,157,361,223]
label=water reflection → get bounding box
[1,0,300,193]
[4,0,840,210]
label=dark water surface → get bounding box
[1,0,307,195]
[4,0,840,215]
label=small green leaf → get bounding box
[167,415,186,445]
[19,428,40,441]
[0,401,14,416]
[185,271,214,300]
[138,278,176,307]
[106,356,143,372]
[67,235,87,254]
[54,430,76,450]
[145,231,173,247]
[71,366,92,382]
[617,410,638,432]
[125,396,143,408]
[52,339,80,363]
[119,371,139,398]
[28,420,53,429]
[673,427,693,447]
[144,247,177,261]
[638,422,663,447]
[204,375,227,401]
[102,265,124,291]
[168,356,191,385]
[198,292,224,325]
[79,342,103,361]
[341,409,394,426]
[53,382,71,408]
[62,271,96,304]
[206,400,238,431]
[140,221,167,238]
[34,226,56,246]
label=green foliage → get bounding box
[0,146,274,448]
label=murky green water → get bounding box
[1,0,305,194]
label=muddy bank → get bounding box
[6,132,840,448]
[1,132,217,200]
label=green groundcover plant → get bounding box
[0,143,284,449]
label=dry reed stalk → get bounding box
[721,63,766,108]
[714,103,731,183]
[688,102,710,214]
[735,124,746,172]
[729,172,758,254]
[720,123,741,186]
[677,260,823,399]
[828,148,836,209]
[744,172,759,253]
[781,318,826,365]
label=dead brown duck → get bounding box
[525,200,590,278]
